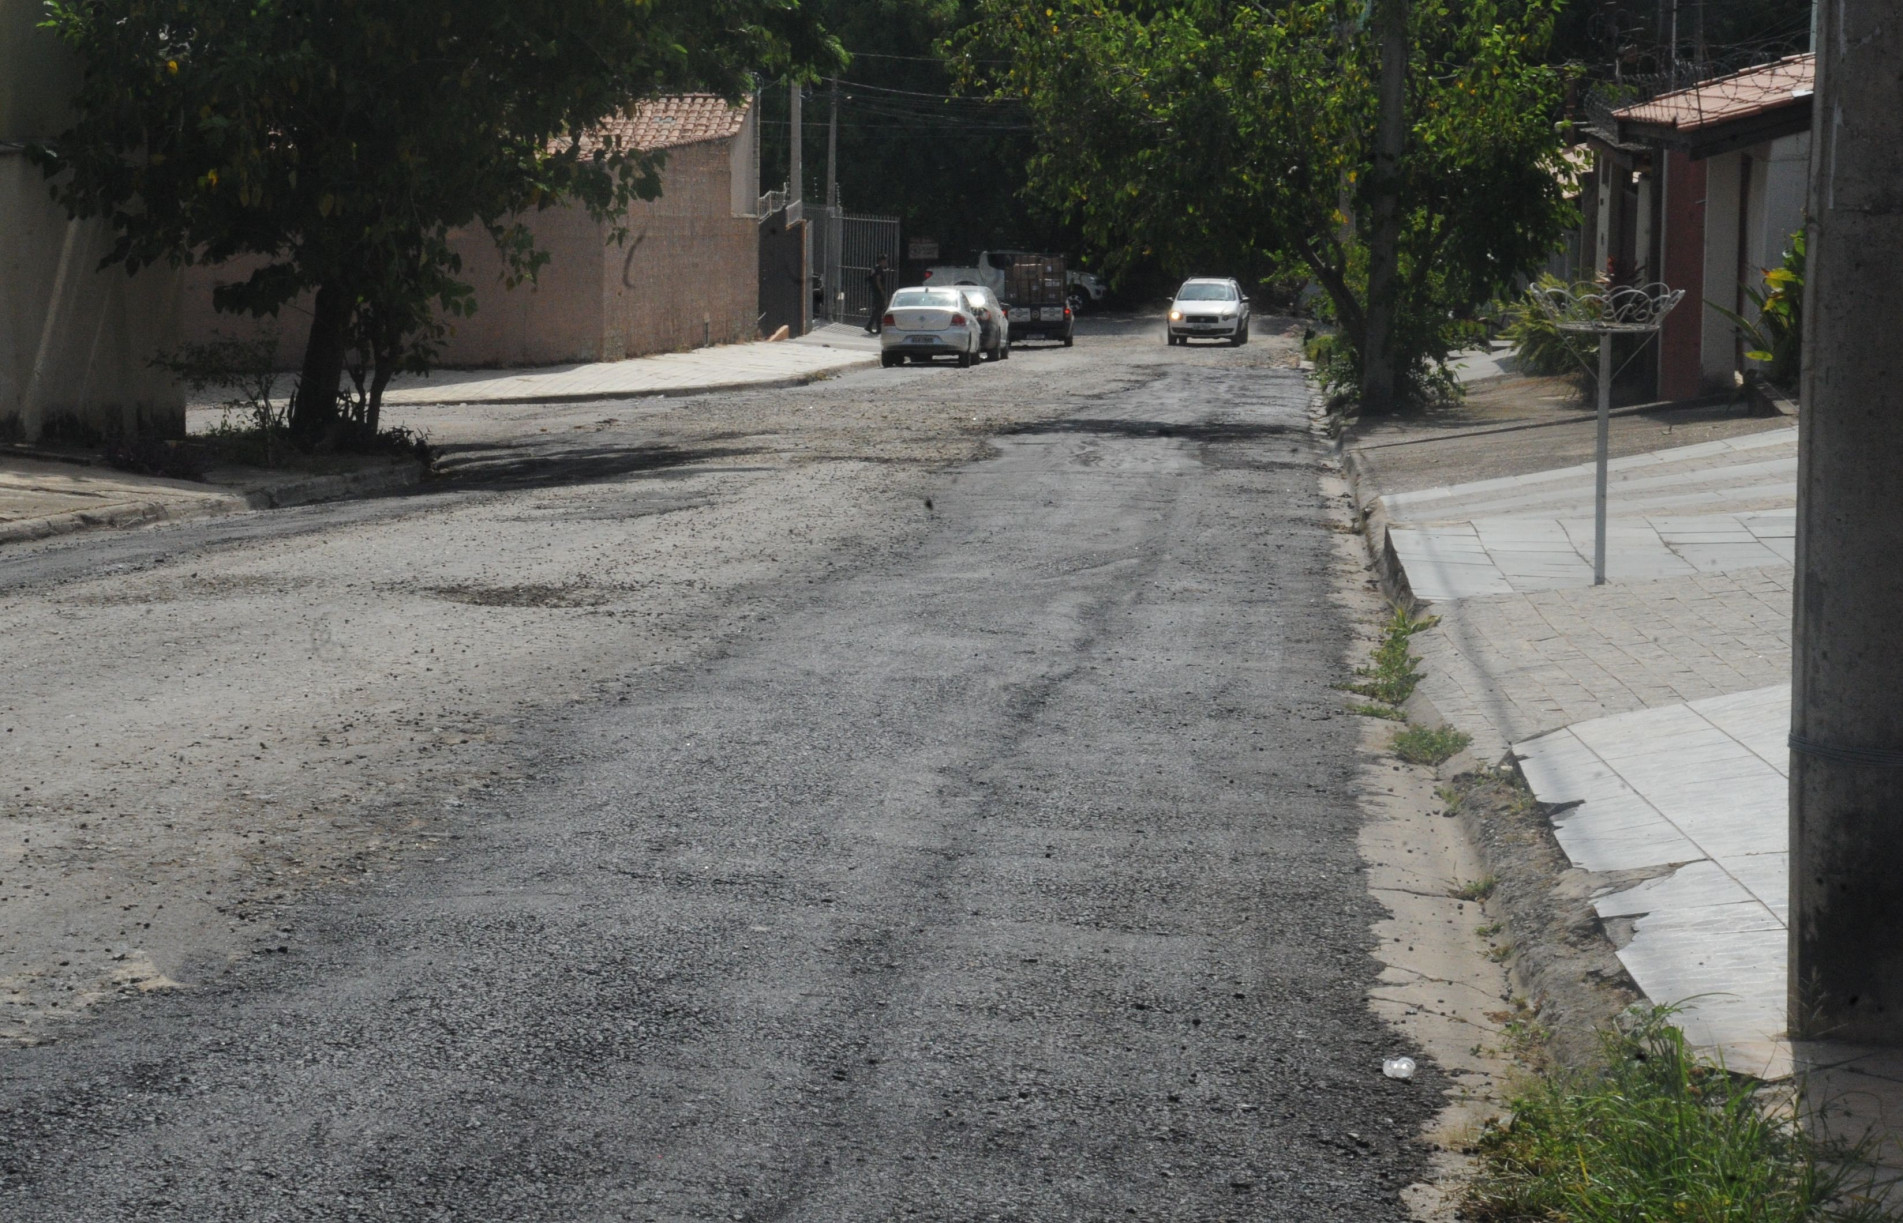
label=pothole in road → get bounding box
[422,582,624,609]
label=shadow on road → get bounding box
[1002,418,1295,443]
[432,441,766,490]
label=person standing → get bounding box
[865,254,892,334]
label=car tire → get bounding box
[957,349,973,368]
[1062,333,1074,348]
[881,353,898,368]
[1230,330,1246,347]
[1000,343,1010,360]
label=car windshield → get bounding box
[1175,283,1237,301]
[891,289,961,308]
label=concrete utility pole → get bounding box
[1358,0,1407,415]
[826,78,839,211]
[824,78,840,323]
[788,80,802,214]
[1789,1,1903,1043]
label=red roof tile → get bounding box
[568,94,750,155]
[1615,54,1814,134]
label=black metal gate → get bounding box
[759,205,806,338]
[815,209,899,326]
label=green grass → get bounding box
[1467,1006,1903,1222]
[1393,723,1473,765]
[1350,701,1408,721]
[1453,875,1499,902]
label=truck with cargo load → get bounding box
[998,253,1073,345]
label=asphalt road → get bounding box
[0,351,1437,1220]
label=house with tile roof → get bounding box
[1568,55,1813,402]
[178,94,767,369]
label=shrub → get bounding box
[1504,274,1595,377]
[1468,1006,1903,1223]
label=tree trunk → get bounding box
[1789,0,1903,1043]
[289,281,349,440]
[1359,0,1408,415]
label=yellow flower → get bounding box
[166,59,178,75]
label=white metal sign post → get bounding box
[1533,282,1685,585]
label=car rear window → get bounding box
[890,289,961,308]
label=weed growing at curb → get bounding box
[1344,605,1436,711]
[1467,1005,1903,1223]
[1454,875,1499,902]
[1349,701,1408,721]
[1393,723,1473,765]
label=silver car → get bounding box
[880,287,983,367]
[954,286,1011,361]
[1166,278,1251,346]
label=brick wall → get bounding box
[180,135,757,371]
[601,140,759,359]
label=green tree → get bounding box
[36,0,839,440]
[964,0,1576,408]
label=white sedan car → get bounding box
[880,288,983,367]
[1166,277,1251,346]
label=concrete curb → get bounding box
[1326,395,1644,1060]
[1330,427,1420,611]
[0,460,427,549]
[382,358,882,408]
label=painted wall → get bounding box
[181,130,760,370]
[599,139,759,361]
[1658,150,1708,403]
[0,0,183,441]
[1700,150,1745,389]
[1754,133,1808,281]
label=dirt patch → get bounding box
[1442,768,1642,1067]
[423,582,622,609]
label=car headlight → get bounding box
[1168,309,1182,321]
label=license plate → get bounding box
[1034,307,1049,320]
[907,335,933,343]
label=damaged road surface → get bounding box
[0,341,1437,1220]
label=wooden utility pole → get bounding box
[1789,0,1903,1043]
[1359,0,1407,415]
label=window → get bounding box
[890,289,962,308]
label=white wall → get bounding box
[1756,132,1809,275]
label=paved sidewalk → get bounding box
[1385,427,1795,599]
[377,325,881,407]
[0,451,423,547]
[1364,422,1801,1062]
[1351,404,1903,1147]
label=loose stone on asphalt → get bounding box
[0,329,1439,1219]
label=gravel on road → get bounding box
[0,329,1437,1220]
